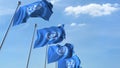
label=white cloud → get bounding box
[70,23,77,26]
[78,23,86,27]
[0,8,14,16]
[64,3,119,17]
[65,23,87,32]
[50,0,60,4]
[70,23,86,27]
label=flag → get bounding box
[58,55,81,68]
[34,24,65,48]
[13,0,53,26]
[63,43,74,59]
[48,43,74,63]
[48,44,66,63]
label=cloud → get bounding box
[0,8,14,16]
[58,23,86,32]
[70,23,77,26]
[70,23,86,27]
[65,23,87,32]
[50,0,60,4]
[78,23,86,27]
[64,3,119,17]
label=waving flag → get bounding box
[13,0,53,26]
[34,24,65,48]
[64,43,74,59]
[48,43,74,63]
[58,55,81,68]
[47,44,66,63]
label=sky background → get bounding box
[0,0,120,68]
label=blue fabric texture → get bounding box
[47,43,74,63]
[34,24,65,48]
[58,55,81,68]
[13,0,53,26]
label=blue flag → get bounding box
[48,43,74,63]
[64,43,74,59]
[58,55,81,68]
[13,0,53,26]
[34,25,65,48]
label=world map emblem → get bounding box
[56,46,66,56]
[66,59,75,68]
[47,31,58,40]
[27,4,37,15]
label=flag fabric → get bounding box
[58,55,81,68]
[47,44,66,63]
[13,0,53,26]
[34,24,65,48]
[47,43,74,63]
[63,43,74,59]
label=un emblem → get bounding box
[66,59,75,68]
[27,4,37,15]
[56,46,66,56]
[47,31,58,40]
[27,3,42,15]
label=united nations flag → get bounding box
[47,44,66,63]
[13,0,53,26]
[58,55,81,68]
[34,24,65,48]
[47,43,74,63]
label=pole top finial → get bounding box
[18,1,21,5]
[35,24,37,27]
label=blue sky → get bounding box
[0,0,120,68]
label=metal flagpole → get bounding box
[26,24,37,68]
[44,45,48,68]
[55,62,58,68]
[0,1,21,51]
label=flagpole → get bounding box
[0,1,21,51]
[44,45,48,68]
[26,24,37,68]
[55,62,58,68]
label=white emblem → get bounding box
[27,3,42,15]
[56,46,66,56]
[27,4,37,15]
[66,59,75,68]
[47,31,58,40]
